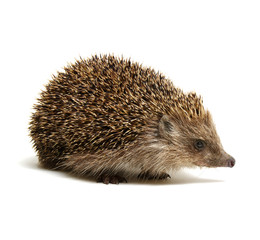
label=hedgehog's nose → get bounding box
[227,157,235,168]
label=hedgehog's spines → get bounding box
[29,54,207,174]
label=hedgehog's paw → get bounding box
[138,171,171,180]
[157,172,171,180]
[97,174,127,184]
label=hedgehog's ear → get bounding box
[158,115,176,138]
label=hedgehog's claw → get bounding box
[97,174,127,184]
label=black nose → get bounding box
[227,157,235,168]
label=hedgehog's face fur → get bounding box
[158,112,235,169]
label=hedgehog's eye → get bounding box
[194,140,205,151]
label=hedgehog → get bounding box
[29,55,235,184]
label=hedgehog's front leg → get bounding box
[137,171,171,180]
[97,174,127,184]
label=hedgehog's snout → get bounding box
[226,157,235,168]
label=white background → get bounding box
[1,0,260,239]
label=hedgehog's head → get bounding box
[158,107,235,169]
